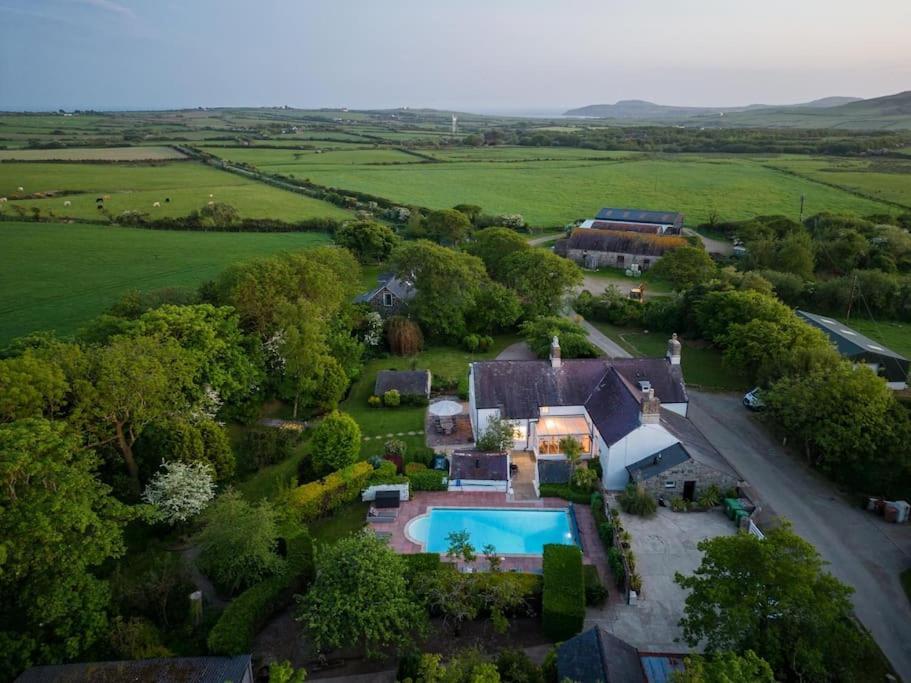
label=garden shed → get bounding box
[374,369,432,400]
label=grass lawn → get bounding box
[309,501,370,546]
[0,221,332,345]
[592,322,749,391]
[583,266,674,294]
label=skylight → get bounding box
[867,344,884,351]
[839,329,856,336]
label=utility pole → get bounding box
[799,194,805,222]
[846,273,858,320]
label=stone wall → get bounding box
[366,288,408,316]
[564,248,664,270]
[634,458,738,500]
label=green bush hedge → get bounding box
[402,553,442,581]
[408,468,447,491]
[207,531,314,655]
[583,564,608,607]
[542,544,585,640]
[607,547,626,589]
[289,461,373,522]
[539,483,592,504]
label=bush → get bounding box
[383,389,401,407]
[367,459,402,485]
[402,552,442,582]
[538,483,592,504]
[431,374,459,393]
[607,547,626,588]
[289,461,373,522]
[310,411,361,474]
[583,564,608,607]
[617,483,657,517]
[476,416,517,452]
[462,334,480,352]
[368,395,382,408]
[496,648,545,683]
[242,427,297,470]
[671,496,688,512]
[408,468,447,491]
[207,531,315,655]
[571,467,598,492]
[697,484,722,509]
[404,462,427,474]
[400,393,429,407]
[541,544,585,640]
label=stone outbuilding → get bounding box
[355,272,416,316]
[555,228,686,270]
[374,369,432,400]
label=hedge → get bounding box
[407,468,447,491]
[289,461,373,522]
[207,531,314,655]
[542,544,585,640]
[402,553,442,581]
[583,564,608,607]
[539,483,593,504]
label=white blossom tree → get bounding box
[142,461,216,525]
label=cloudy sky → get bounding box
[1,0,909,112]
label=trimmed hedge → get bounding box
[207,531,314,655]
[289,461,373,522]
[583,564,608,607]
[542,544,585,640]
[407,468,447,491]
[539,483,593,504]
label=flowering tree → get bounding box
[142,461,216,525]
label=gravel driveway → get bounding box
[687,391,911,678]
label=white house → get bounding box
[468,335,736,494]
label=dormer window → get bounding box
[383,292,393,307]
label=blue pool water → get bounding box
[407,507,577,555]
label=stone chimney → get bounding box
[666,332,682,366]
[640,387,661,424]
[550,336,562,369]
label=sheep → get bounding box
[17,186,24,192]
[152,201,161,208]
[63,200,71,207]
[207,200,215,206]
[0,197,7,203]
[208,193,214,198]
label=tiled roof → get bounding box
[660,409,739,478]
[354,275,416,304]
[15,656,252,683]
[583,367,643,446]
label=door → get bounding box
[683,480,696,502]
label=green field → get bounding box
[0,222,333,344]
[221,152,895,226]
[764,157,911,209]
[0,146,186,161]
[0,160,351,221]
[198,146,417,166]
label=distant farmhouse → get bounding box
[579,207,684,235]
[797,310,909,390]
[555,228,687,270]
[355,272,415,316]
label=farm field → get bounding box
[0,146,186,161]
[198,146,417,167]
[0,222,333,344]
[0,160,351,221]
[424,146,640,161]
[222,152,896,226]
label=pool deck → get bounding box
[374,491,607,575]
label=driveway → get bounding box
[565,311,632,359]
[682,228,732,256]
[688,391,911,679]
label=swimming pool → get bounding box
[406,507,578,555]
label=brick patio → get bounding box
[371,491,608,575]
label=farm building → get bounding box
[579,207,684,235]
[374,369,432,400]
[796,310,909,389]
[354,272,415,316]
[555,228,686,270]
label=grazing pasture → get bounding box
[198,146,416,167]
[0,146,186,161]
[764,157,911,209]
[0,221,333,344]
[0,160,351,221]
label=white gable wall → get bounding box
[663,403,688,417]
[600,423,680,490]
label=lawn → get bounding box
[592,322,749,391]
[0,221,333,344]
[0,160,351,222]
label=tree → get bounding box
[649,246,716,289]
[196,201,239,227]
[0,419,128,679]
[142,460,216,525]
[672,651,773,683]
[425,208,472,245]
[501,248,583,317]
[268,660,308,683]
[465,227,529,278]
[386,316,424,355]
[693,290,792,343]
[453,204,483,222]
[135,417,235,481]
[0,351,68,422]
[197,491,286,594]
[416,648,501,683]
[520,316,599,359]
[675,524,873,681]
[559,436,582,473]
[477,416,516,452]
[310,411,362,474]
[295,531,423,656]
[446,530,477,564]
[465,281,522,334]
[333,220,400,263]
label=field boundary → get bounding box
[762,163,911,212]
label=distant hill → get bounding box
[564,96,861,119]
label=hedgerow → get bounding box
[289,461,373,522]
[541,544,585,640]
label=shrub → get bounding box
[607,547,626,589]
[432,374,459,392]
[496,648,545,683]
[571,467,598,492]
[697,484,722,509]
[617,483,657,517]
[583,564,608,607]
[476,416,516,452]
[405,462,427,474]
[207,531,314,655]
[383,389,401,407]
[598,521,614,547]
[367,459,402,485]
[408,468,447,491]
[629,572,642,594]
[477,335,494,352]
[241,427,299,470]
[671,496,688,512]
[368,395,382,408]
[541,544,585,640]
[109,617,171,660]
[462,334,480,352]
[289,461,373,522]
[402,552,442,582]
[310,411,361,474]
[400,393,429,407]
[538,483,592,504]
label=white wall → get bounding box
[448,480,508,492]
[603,424,680,490]
[361,483,410,502]
[539,405,589,417]
[475,408,501,440]
[663,403,688,417]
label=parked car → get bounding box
[743,387,765,411]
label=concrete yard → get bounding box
[585,506,735,653]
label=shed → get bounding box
[449,450,509,492]
[15,655,254,683]
[374,370,432,399]
[556,627,644,683]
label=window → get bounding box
[664,480,676,489]
[382,292,393,307]
[616,254,625,265]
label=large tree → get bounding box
[693,290,793,343]
[425,208,472,245]
[0,351,68,422]
[649,245,717,290]
[501,248,582,318]
[296,531,423,656]
[0,419,129,679]
[520,316,599,359]
[675,525,874,681]
[465,227,530,278]
[333,220,400,263]
[672,651,773,683]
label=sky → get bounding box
[1,0,909,112]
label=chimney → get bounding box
[666,332,682,366]
[550,336,562,369]
[640,387,661,425]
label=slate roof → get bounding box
[15,656,252,683]
[375,370,431,397]
[596,207,684,227]
[355,274,416,304]
[557,627,644,683]
[564,228,684,256]
[471,357,687,446]
[537,459,571,484]
[660,408,739,478]
[796,310,909,383]
[626,442,691,480]
[450,451,508,481]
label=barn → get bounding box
[555,228,687,270]
[579,207,684,235]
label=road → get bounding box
[566,311,632,359]
[683,228,733,256]
[688,391,911,679]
